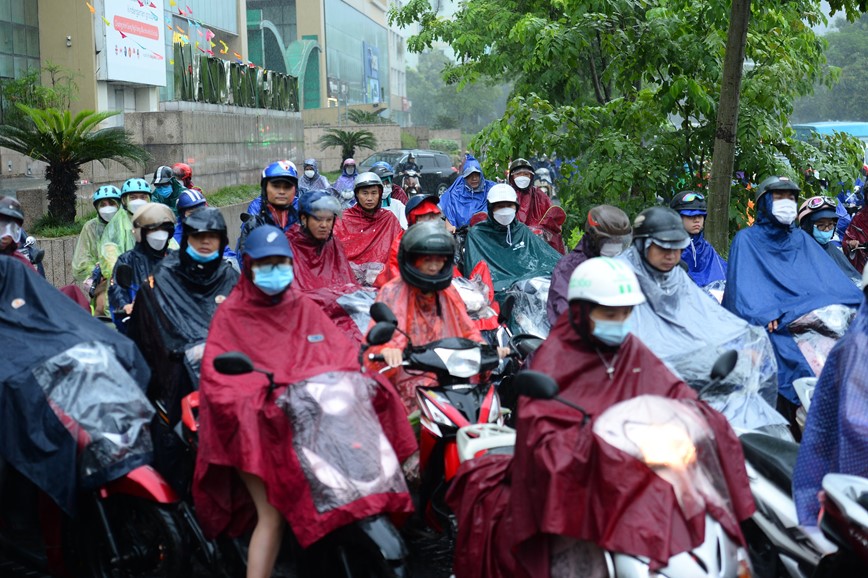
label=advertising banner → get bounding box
[104,0,167,86]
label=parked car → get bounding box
[360,149,458,196]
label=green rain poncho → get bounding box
[98,209,136,284]
[463,217,561,293]
[71,217,107,282]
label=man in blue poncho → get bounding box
[439,154,495,231]
[722,175,863,426]
[669,190,727,291]
[792,265,868,525]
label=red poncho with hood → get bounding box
[333,205,402,268]
[446,308,755,578]
[192,260,417,546]
[286,224,356,291]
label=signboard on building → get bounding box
[362,41,380,105]
[104,0,167,86]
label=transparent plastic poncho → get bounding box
[336,289,378,332]
[31,341,155,489]
[452,275,497,322]
[275,371,408,514]
[502,276,552,338]
[788,304,857,376]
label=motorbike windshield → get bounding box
[788,304,857,376]
[593,395,734,522]
[276,371,408,514]
[31,341,155,489]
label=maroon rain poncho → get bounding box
[333,205,402,271]
[286,225,356,291]
[192,267,416,547]
[447,311,755,578]
[843,205,868,274]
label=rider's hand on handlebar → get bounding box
[382,348,404,368]
[766,319,779,333]
[496,346,511,359]
[847,239,860,250]
[123,303,134,315]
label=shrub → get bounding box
[430,138,460,153]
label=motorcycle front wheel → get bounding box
[67,495,189,578]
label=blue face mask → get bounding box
[591,317,632,346]
[186,244,220,263]
[154,184,173,199]
[812,225,834,245]
[252,263,293,295]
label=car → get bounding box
[359,149,458,196]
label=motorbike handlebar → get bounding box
[368,353,386,363]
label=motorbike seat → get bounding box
[740,432,799,494]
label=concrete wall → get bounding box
[304,123,401,172]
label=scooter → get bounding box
[455,352,754,578]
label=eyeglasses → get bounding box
[681,192,704,202]
[814,221,836,232]
[806,195,837,209]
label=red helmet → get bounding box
[172,162,193,181]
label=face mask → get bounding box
[383,184,393,198]
[304,170,315,179]
[98,206,118,222]
[514,176,532,189]
[186,244,220,263]
[253,263,294,295]
[127,198,148,213]
[591,317,631,346]
[145,229,170,251]
[345,166,356,175]
[812,225,834,245]
[599,242,625,257]
[341,189,355,200]
[771,199,797,226]
[0,220,22,243]
[153,184,173,199]
[493,207,516,227]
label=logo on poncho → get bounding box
[11,298,25,309]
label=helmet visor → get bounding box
[598,234,632,257]
[650,237,690,250]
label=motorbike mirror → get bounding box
[513,370,559,400]
[115,263,134,290]
[240,213,251,223]
[366,322,396,346]
[711,350,738,381]
[214,351,256,375]
[498,295,516,326]
[370,302,398,326]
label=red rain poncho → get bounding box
[286,225,356,291]
[366,277,483,413]
[192,270,416,547]
[447,314,755,578]
[844,205,868,274]
[529,205,567,254]
[333,205,402,269]
[516,186,563,252]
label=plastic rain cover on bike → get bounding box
[788,304,857,377]
[502,277,552,338]
[0,258,151,515]
[621,246,787,435]
[453,275,497,324]
[439,155,495,229]
[193,271,415,547]
[463,219,561,293]
[275,371,408,513]
[793,298,868,524]
[333,205,403,280]
[722,200,863,403]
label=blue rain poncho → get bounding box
[793,296,868,524]
[439,156,495,229]
[681,231,727,289]
[299,158,330,191]
[722,195,863,403]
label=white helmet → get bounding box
[567,257,646,306]
[487,183,518,205]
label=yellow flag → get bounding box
[86,2,95,14]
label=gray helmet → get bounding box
[0,196,25,224]
[353,171,383,192]
[756,175,800,203]
[632,206,690,248]
[372,165,395,182]
[585,205,632,255]
[398,221,455,293]
[153,165,174,185]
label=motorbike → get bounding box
[455,352,755,578]
[399,170,422,197]
[212,350,410,577]
[0,342,188,578]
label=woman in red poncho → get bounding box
[446,257,755,578]
[366,221,510,413]
[193,225,416,578]
[332,171,403,286]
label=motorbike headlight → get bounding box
[434,347,481,378]
[627,422,696,470]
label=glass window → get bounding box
[26,28,38,57]
[23,0,35,26]
[0,0,11,21]
[0,54,12,78]
[10,0,23,24]
[13,55,26,76]
[0,22,12,54]
[12,24,25,53]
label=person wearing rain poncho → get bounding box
[723,176,863,429]
[331,158,359,209]
[669,191,727,294]
[72,185,122,313]
[439,155,495,230]
[299,158,330,192]
[797,195,860,284]
[508,157,565,253]
[462,184,561,295]
[793,265,868,525]
[619,206,788,435]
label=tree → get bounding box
[315,128,378,167]
[0,105,150,224]
[347,109,394,125]
[391,0,865,244]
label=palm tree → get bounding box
[315,128,378,168]
[0,105,150,224]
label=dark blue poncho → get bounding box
[439,156,495,229]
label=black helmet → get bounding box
[0,196,25,224]
[508,158,534,174]
[398,221,455,292]
[183,206,228,237]
[632,206,690,247]
[153,165,174,185]
[585,205,632,255]
[669,190,707,215]
[756,175,800,203]
[372,165,395,182]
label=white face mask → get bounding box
[383,184,393,198]
[127,198,148,213]
[304,170,315,179]
[341,189,355,200]
[145,229,170,251]
[98,206,118,222]
[599,242,625,257]
[513,176,532,189]
[771,198,797,226]
[493,207,516,227]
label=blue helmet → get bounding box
[177,188,207,213]
[371,161,393,172]
[121,178,151,196]
[93,185,122,207]
[299,190,342,217]
[244,225,294,260]
[261,160,298,188]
